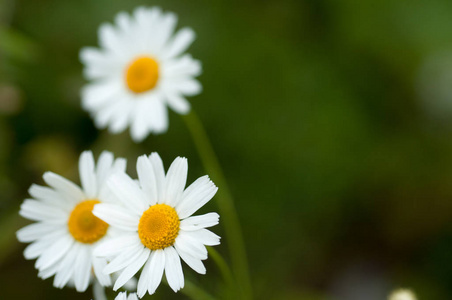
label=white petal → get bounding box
[122,275,138,292]
[180,213,219,231]
[149,152,165,201]
[182,229,221,246]
[114,291,139,300]
[95,151,114,187]
[80,47,122,80]
[81,78,122,111]
[164,246,184,292]
[35,234,74,270]
[24,239,54,260]
[127,293,139,300]
[53,243,80,288]
[98,22,130,59]
[73,245,92,292]
[168,79,202,96]
[136,257,150,298]
[106,172,148,215]
[93,279,108,300]
[109,102,132,134]
[19,199,67,223]
[79,151,97,198]
[28,184,72,211]
[152,12,177,54]
[166,92,191,115]
[146,97,168,134]
[93,257,112,287]
[174,243,206,274]
[162,54,202,78]
[116,11,135,36]
[176,176,218,219]
[94,97,128,129]
[147,250,166,295]
[134,7,160,52]
[43,172,85,203]
[162,157,187,207]
[23,230,66,259]
[103,243,144,275]
[96,152,128,202]
[93,203,139,231]
[174,233,208,260]
[130,101,152,142]
[162,28,195,60]
[38,260,61,280]
[94,234,141,257]
[137,155,158,206]
[113,248,150,290]
[16,222,58,243]
[115,292,127,300]
[113,157,127,173]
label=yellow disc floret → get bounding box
[125,56,159,93]
[68,200,108,244]
[138,204,180,250]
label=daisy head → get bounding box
[93,153,220,298]
[17,151,126,292]
[80,6,202,142]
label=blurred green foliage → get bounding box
[3,0,452,299]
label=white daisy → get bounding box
[80,6,202,142]
[389,289,417,300]
[17,151,126,292]
[93,153,220,297]
[115,291,138,300]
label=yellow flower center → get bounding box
[138,204,180,250]
[67,200,108,244]
[125,56,159,93]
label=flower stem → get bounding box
[182,279,217,300]
[182,111,253,300]
[207,247,235,294]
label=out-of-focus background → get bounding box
[2,0,452,299]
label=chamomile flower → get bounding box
[80,7,202,142]
[389,289,417,300]
[17,151,126,292]
[93,153,220,297]
[115,292,138,300]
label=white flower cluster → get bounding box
[17,151,220,298]
[17,6,220,299]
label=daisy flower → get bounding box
[389,289,417,300]
[115,292,138,300]
[93,153,220,297]
[80,7,202,142]
[17,151,126,292]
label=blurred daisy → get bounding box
[388,288,417,300]
[17,151,126,292]
[93,153,220,297]
[80,7,202,142]
[115,291,138,300]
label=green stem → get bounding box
[182,111,253,300]
[207,247,235,293]
[181,279,217,300]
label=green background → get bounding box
[2,0,452,299]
